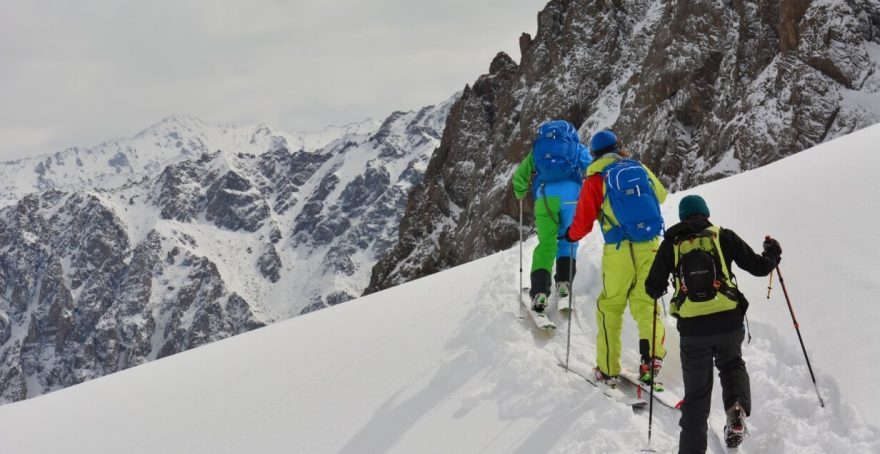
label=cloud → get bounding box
[0,0,544,160]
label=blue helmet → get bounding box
[590,130,619,156]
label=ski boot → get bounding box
[638,357,663,384]
[531,293,548,313]
[593,368,620,388]
[556,281,570,298]
[724,401,748,448]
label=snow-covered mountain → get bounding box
[368,0,880,294]
[1,123,878,453]
[0,115,379,208]
[0,99,455,402]
[5,0,879,424]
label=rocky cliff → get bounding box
[367,0,880,293]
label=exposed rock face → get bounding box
[0,194,263,402]
[367,0,880,293]
[153,158,211,222]
[0,98,454,403]
[205,170,271,233]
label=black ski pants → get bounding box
[678,328,751,454]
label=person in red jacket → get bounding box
[562,129,667,386]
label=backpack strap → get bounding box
[597,185,621,248]
[705,226,735,288]
[670,232,690,308]
[597,157,625,249]
[710,226,742,303]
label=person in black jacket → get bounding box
[645,195,781,454]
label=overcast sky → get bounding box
[0,0,546,161]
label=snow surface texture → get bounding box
[1,120,879,453]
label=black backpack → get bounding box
[674,229,728,303]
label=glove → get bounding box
[558,227,574,242]
[646,285,667,300]
[763,236,782,265]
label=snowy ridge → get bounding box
[0,114,378,207]
[1,120,878,453]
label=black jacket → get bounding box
[645,217,777,336]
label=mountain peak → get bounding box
[136,114,210,139]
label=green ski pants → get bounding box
[531,196,577,273]
[595,239,666,376]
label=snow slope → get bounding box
[1,126,880,452]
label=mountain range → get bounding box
[0,100,454,402]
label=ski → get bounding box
[557,293,572,313]
[520,288,556,331]
[619,368,683,410]
[556,352,647,409]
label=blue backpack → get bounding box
[600,159,664,244]
[533,120,582,184]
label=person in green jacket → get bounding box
[512,120,592,312]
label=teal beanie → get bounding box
[679,195,710,220]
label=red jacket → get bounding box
[568,174,604,241]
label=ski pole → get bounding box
[643,298,659,452]
[519,198,524,312]
[565,242,574,370]
[767,270,774,299]
[776,265,826,408]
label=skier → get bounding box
[644,195,781,452]
[561,129,667,386]
[512,120,592,312]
